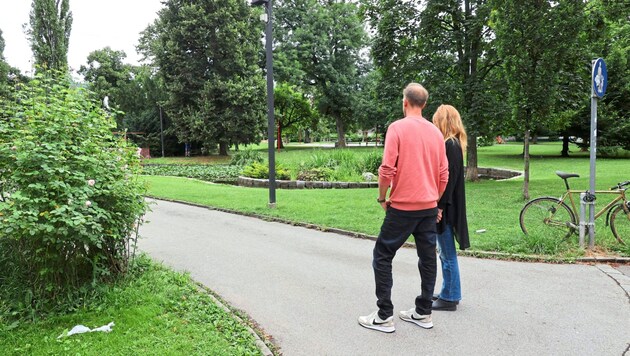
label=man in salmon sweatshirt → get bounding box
[358,83,449,333]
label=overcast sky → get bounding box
[0,0,164,75]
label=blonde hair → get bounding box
[432,104,468,155]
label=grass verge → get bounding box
[140,142,630,258]
[0,256,264,355]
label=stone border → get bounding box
[237,167,523,189]
[237,176,378,189]
[194,283,275,356]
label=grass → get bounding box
[0,256,262,355]
[141,142,630,258]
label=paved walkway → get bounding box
[139,199,630,356]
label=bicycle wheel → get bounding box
[520,197,577,239]
[610,203,629,245]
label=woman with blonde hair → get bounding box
[431,104,470,311]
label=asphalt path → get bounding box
[139,199,630,356]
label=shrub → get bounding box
[357,150,382,175]
[229,149,264,166]
[0,73,147,316]
[241,162,291,180]
[142,164,242,183]
[296,168,334,181]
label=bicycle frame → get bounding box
[560,189,627,222]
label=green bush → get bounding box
[357,150,382,175]
[229,149,264,166]
[242,162,291,180]
[142,164,242,183]
[296,167,334,181]
[0,73,147,317]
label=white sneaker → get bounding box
[398,308,433,329]
[358,310,395,333]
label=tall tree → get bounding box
[0,29,10,97]
[274,83,317,149]
[492,0,585,199]
[588,0,630,152]
[139,0,265,156]
[362,0,506,180]
[27,0,73,72]
[275,0,368,148]
[79,47,132,125]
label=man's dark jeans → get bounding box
[373,207,437,319]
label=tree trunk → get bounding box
[278,121,284,149]
[219,142,228,156]
[561,134,569,157]
[523,129,531,201]
[335,116,346,148]
[466,136,479,182]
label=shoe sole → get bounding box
[358,321,395,333]
[399,315,433,329]
[432,306,457,311]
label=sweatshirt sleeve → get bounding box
[438,140,460,209]
[378,124,399,188]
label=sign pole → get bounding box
[588,58,608,249]
[588,83,597,249]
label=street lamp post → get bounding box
[251,0,276,208]
[159,106,165,158]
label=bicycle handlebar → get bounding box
[610,181,630,190]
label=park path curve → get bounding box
[138,199,630,356]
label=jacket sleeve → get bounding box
[438,140,460,209]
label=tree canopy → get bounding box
[140,0,265,155]
[27,0,73,73]
[275,0,368,148]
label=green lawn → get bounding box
[142,142,630,257]
[0,257,263,355]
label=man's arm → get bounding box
[377,125,398,209]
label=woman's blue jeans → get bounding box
[436,224,461,302]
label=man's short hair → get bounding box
[403,83,429,108]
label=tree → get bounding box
[492,0,585,199]
[120,65,180,157]
[353,69,390,143]
[0,29,10,96]
[275,0,368,148]
[362,0,507,180]
[274,83,317,149]
[79,48,131,108]
[27,0,73,73]
[587,0,630,152]
[139,0,265,156]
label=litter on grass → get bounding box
[57,322,115,339]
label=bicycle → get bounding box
[519,171,630,244]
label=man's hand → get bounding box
[437,208,443,222]
[380,201,389,211]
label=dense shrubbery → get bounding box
[241,162,291,180]
[229,149,264,166]
[293,149,382,181]
[0,73,147,317]
[142,164,243,183]
[144,149,384,183]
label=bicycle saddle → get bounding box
[556,171,580,179]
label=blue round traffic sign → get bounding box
[592,58,607,98]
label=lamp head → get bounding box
[251,0,268,6]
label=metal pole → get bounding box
[579,192,586,248]
[588,60,597,249]
[265,1,276,208]
[159,106,165,158]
